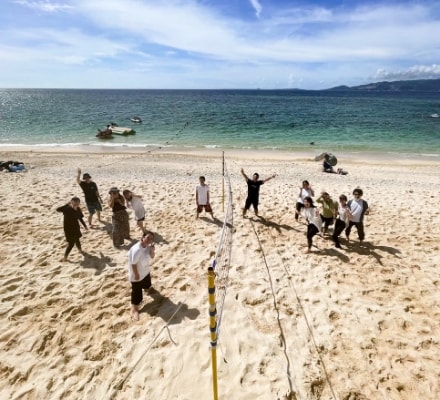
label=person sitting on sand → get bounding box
[127,230,156,320]
[322,155,348,175]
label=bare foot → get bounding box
[304,248,311,254]
[131,310,140,321]
[62,257,68,262]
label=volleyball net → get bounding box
[207,153,234,400]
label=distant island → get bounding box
[326,78,440,92]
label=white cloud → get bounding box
[1,0,440,88]
[13,0,72,13]
[373,65,440,81]
[250,0,262,18]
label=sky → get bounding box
[0,0,439,89]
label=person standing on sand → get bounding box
[196,176,214,219]
[123,190,147,233]
[345,188,370,242]
[316,191,338,234]
[241,169,276,217]
[76,168,103,227]
[300,196,322,253]
[108,187,130,248]
[57,197,88,261]
[332,194,352,249]
[128,231,156,320]
[295,180,315,221]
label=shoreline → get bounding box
[2,145,440,166]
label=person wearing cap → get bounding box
[108,187,130,247]
[76,168,103,227]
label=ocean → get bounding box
[0,89,439,157]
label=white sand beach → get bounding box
[1,148,439,400]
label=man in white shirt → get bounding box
[345,188,370,242]
[196,176,214,219]
[127,231,156,320]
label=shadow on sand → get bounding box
[140,288,200,324]
[80,251,117,275]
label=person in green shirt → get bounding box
[316,191,338,234]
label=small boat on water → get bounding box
[96,131,114,139]
[130,116,142,123]
[430,113,439,118]
[110,126,136,135]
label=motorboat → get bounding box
[110,126,136,135]
[130,116,142,123]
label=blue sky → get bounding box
[1,0,439,89]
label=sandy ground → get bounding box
[0,148,439,400]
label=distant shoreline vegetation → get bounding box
[1,78,440,92]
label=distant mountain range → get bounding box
[326,78,440,92]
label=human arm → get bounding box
[131,264,140,281]
[241,168,249,181]
[364,201,370,215]
[263,173,276,183]
[96,189,103,204]
[76,168,81,185]
[56,204,68,213]
[149,242,155,259]
[78,209,88,230]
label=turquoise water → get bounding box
[0,89,439,156]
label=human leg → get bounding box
[112,213,124,247]
[74,238,83,253]
[356,222,365,241]
[306,224,319,252]
[295,202,303,220]
[130,280,143,320]
[64,239,75,260]
[137,219,145,233]
[140,273,152,291]
[345,221,354,241]
[332,219,345,248]
[252,199,259,216]
[243,198,252,216]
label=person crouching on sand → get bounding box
[123,189,146,233]
[127,231,156,321]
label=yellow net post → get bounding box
[207,266,219,400]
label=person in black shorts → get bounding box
[241,168,276,217]
[76,168,103,227]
